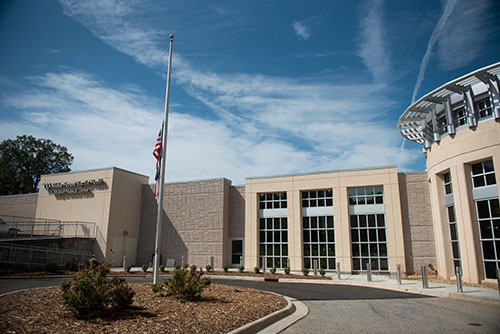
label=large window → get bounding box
[302,216,335,270]
[475,98,493,120]
[348,186,383,205]
[302,189,333,207]
[454,107,467,127]
[259,192,287,209]
[259,217,288,269]
[350,214,388,272]
[476,198,500,279]
[443,172,461,270]
[471,160,496,188]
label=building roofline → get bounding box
[147,177,232,187]
[41,167,149,179]
[245,165,398,180]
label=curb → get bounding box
[227,294,308,334]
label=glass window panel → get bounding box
[303,230,310,242]
[477,200,491,219]
[232,240,242,253]
[303,217,309,229]
[473,176,485,188]
[482,241,495,260]
[349,197,357,205]
[361,243,369,256]
[326,199,333,206]
[319,230,326,242]
[310,199,317,207]
[375,186,383,195]
[379,244,387,256]
[484,261,497,279]
[491,200,500,218]
[352,258,360,271]
[483,160,494,173]
[260,244,265,255]
[366,196,374,205]
[368,215,376,227]
[447,206,456,223]
[380,259,388,271]
[273,193,280,200]
[320,244,327,256]
[351,229,359,242]
[350,215,358,227]
[267,219,273,229]
[454,260,461,269]
[327,216,334,228]
[378,229,386,242]
[282,245,288,256]
[377,214,385,227]
[348,188,356,196]
[318,199,325,207]
[352,244,360,256]
[260,231,265,242]
[319,216,325,228]
[302,200,308,207]
[320,258,327,270]
[267,231,273,243]
[370,243,378,257]
[371,259,380,271]
[360,229,368,242]
[282,218,287,229]
[260,218,265,229]
[303,245,310,256]
[326,189,332,197]
[444,173,451,183]
[362,258,370,270]
[274,218,280,229]
[445,184,452,194]
[267,257,273,268]
[311,217,318,228]
[274,244,280,256]
[328,244,335,256]
[358,197,366,205]
[327,230,334,243]
[359,215,367,227]
[480,221,493,239]
[274,231,280,243]
[282,231,288,242]
[281,192,287,200]
[486,173,496,186]
[303,258,310,269]
[260,202,265,209]
[493,220,500,238]
[366,187,374,195]
[496,241,500,259]
[281,201,287,209]
[312,245,319,256]
[311,230,318,242]
[318,190,325,197]
[266,244,273,255]
[375,196,383,204]
[357,188,366,196]
[452,242,460,259]
[471,163,483,175]
[450,223,458,241]
[302,191,309,199]
[259,194,265,201]
[369,229,377,242]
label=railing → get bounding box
[0,215,96,240]
[0,242,94,267]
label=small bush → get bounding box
[142,264,148,272]
[125,265,131,273]
[319,268,326,276]
[60,258,134,319]
[160,264,166,272]
[45,260,59,273]
[254,266,260,274]
[223,264,229,272]
[163,266,210,301]
[270,267,277,274]
[302,268,310,276]
[175,264,181,270]
[65,258,79,272]
[284,267,290,275]
[205,264,212,272]
[238,265,244,273]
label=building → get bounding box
[1,63,499,284]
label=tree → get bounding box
[0,135,74,195]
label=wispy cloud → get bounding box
[411,0,458,103]
[437,0,494,71]
[293,21,310,40]
[358,0,390,83]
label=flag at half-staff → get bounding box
[153,126,163,200]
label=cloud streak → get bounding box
[293,21,310,40]
[411,0,458,103]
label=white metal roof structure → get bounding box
[398,62,500,147]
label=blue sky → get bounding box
[1,0,499,185]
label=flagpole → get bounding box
[153,34,174,284]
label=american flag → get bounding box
[153,126,163,199]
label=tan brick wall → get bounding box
[0,193,38,218]
[229,186,245,238]
[137,178,230,268]
[398,172,436,274]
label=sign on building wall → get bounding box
[43,179,106,195]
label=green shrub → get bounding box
[163,266,210,301]
[60,258,134,318]
[223,264,229,272]
[45,260,59,273]
[65,258,79,272]
[160,264,166,272]
[254,266,260,274]
[270,267,277,274]
[142,264,148,272]
[302,268,310,276]
[175,264,181,270]
[238,265,244,273]
[125,265,131,273]
[319,268,326,277]
[205,264,212,272]
[284,267,290,275]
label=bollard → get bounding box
[210,256,214,271]
[313,259,318,276]
[497,267,500,298]
[263,258,266,272]
[396,264,402,285]
[122,255,127,271]
[421,265,428,288]
[181,256,184,267]
[367,262,372,282]
[240,256,243,267]
[287,257,290,268]
[456,266,463,293]
[337,262,341,280]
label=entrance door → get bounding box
[230,238,244,267]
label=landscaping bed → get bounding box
[0,282,287,333]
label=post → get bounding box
[210,256,214,271]
[313,259,318,276]
[181,255,184,267]
[337,262,341,280]
[153,34,174,285]
[396,264,402,285]
[367,262,372,282]
[496,267,500,297]
[263,258,266,272]
[239,256,243,267]
[456,266,463,293]
[421,265,428,288]
[287,257,290,268]
[122,255,127,271]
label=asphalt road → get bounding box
[1,277,499,333]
